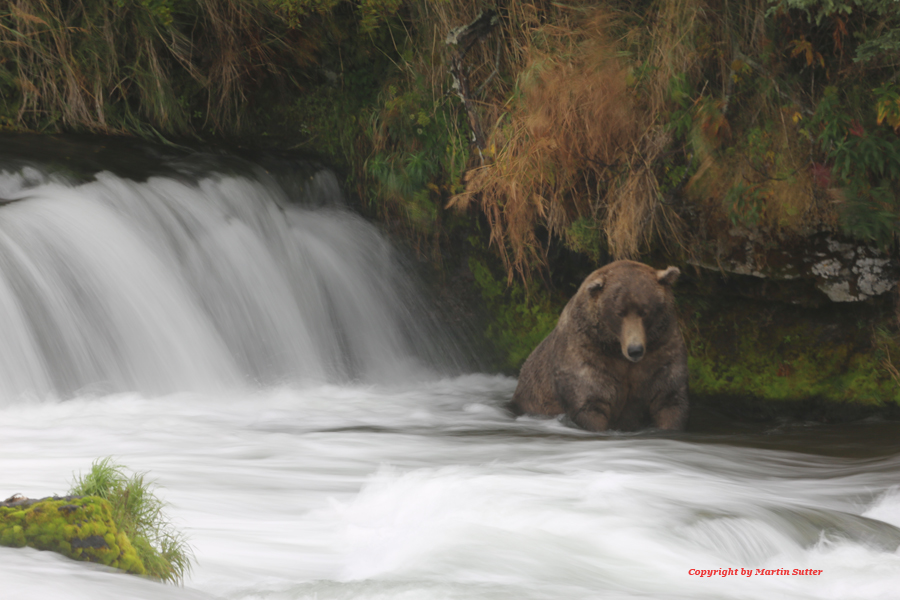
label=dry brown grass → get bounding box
[0,0,314,134]
[448,2,693,280]
[440,0,803,281]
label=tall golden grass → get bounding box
[440,0,808,281]
[448,2,696,280]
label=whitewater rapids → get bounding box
[0,160,899,599]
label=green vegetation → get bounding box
[3,0,897,272]
[2,0,899,404]
[0,0,315,135]
[468,253,559,370]
[69,457,193,584]
[0,496,146,575]
[681,294,900,407]
[1,458,190,583]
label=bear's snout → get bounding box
[620,314,647,363]
[626,343,645,362]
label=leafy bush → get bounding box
[366,76,469,240]
[769,0,900,64]
[810,86,900,246]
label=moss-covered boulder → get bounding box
[0,495,146,575]
[680,286,900,420]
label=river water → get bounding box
[1,154,899,599]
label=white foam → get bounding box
[2,380,900,599]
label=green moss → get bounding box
[1,458,193,584]
[468,254,561,371]
[0,497,146,575]
[682,294,900,407]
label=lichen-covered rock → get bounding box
[691,227,900,304]
[0,495,146,575]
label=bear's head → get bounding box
[575,260,680,362]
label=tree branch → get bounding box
[446,9,499,160]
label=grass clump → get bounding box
[69,457,193,585]
[0,0,329,135]
[449,5,672,279]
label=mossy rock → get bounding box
[0,495,146,575]
[680,289,900,419]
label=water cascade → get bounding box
[0,164,457,400]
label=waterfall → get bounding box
[0,163,459,400]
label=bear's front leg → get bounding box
[554,372,613,432]
[569,402,611,431]
[650,388,688,431]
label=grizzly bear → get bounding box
[510,260,688,432]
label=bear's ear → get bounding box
[587,277,605,297]
[656,266,680,286]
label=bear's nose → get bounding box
[627,344,644,362]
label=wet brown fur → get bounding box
[510,260,688,431]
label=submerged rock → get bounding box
[0,494,146,575]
